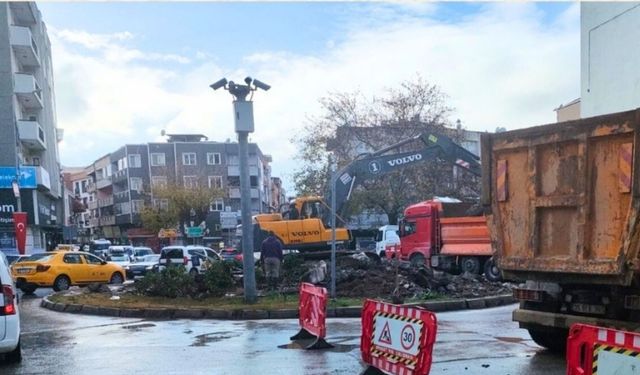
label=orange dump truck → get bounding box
[397,200,500,281]
[481,109,640,352]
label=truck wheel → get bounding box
[527,327,568,353]
[483,258,502,281]
[460,257,481,275]
[410,253,425,267]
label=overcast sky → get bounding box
[38,2,580,193]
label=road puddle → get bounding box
[122,323,156,330]
[190,331,239,346]
[494,336,526,343]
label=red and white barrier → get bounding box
[289,282,333,349]
[567,323,640,375]
[361,299,437,375]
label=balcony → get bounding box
[9,3,37,26]
[227,166,259,177]
[114,191,129,202]
[14,73,43,109]
[111,169,127,184]
[10,26,40,67]
[35,166,50,190]
[17,120,46,150]
[229,188,259,199]
[100,215,115,226]
[96,177,111,190]
[86,182,96,193]
[88,201,98,210]
[89,217,100,227]
[98,196,114,207]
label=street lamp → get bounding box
[210,76,270,304]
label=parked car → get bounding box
[12,251,125,293]
[125,254,160,279]
[107,250,131,268]
[220,247,241,263]
[158,246,221,274]
[131,247,154,262]
[108,246,134,261]
[0,252,21,363]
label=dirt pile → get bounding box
[292,254,513,300]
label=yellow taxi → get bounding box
[11,251,125,293]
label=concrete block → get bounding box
[52,303,65,312]
[466,298,487,309]
[421,300,451,312]
[444,300,467,311]
[174,309,205,319]
[144,308,171,319]
[120,308,144,318]
[483,296,503,308]
[242,310,269,320]
[64,304,83,313]
[204,309,232,320]
[97,307,120,317]
[268,309,298,319]
[82,305,100,315]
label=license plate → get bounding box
[571,303,606,315]
[17,268,30,274]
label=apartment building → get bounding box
[0,3,63,253]
[66,134,274,246]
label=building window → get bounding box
[130,177,143,192]
[116,202,131,215]
[150,153,166,166]
[128,154,141,168]
[151,176,167,189]
[131,200,145,213]
[118,157,128,170]
[153,199,169,211]
[184,176,198,189]
[208,176,223,189]
[210,198,224,211]
[250,176,258,187]
[207,153,221,165]
[228,155,239,165]
[182,153,197,166]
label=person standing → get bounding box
[260,231,283,290]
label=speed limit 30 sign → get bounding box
[372,312,423,364]
[361,300,438,374]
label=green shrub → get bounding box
[134,266,196,298]
[202,262,235,297]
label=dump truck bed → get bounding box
[439,217,492,256]
[481,109,640,285]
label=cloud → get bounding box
[51,3,580,194]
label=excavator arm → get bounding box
[325,132,481,226]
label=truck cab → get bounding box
[374,225,400,257]
[398,201,439,265]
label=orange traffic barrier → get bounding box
[289,282,333,350]
[567,323,640,375]
[361,299,437,375]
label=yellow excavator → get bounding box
[250,132,481,253]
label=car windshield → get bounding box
[110,255,128,261]
[27,253,54,262]
[141,255,160,262]
[135,249,153,256]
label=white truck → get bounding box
[374,225,400,257]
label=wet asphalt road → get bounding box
[0,289,565,374]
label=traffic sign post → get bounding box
[567,323,640,375]
[289,283,333,350]
[186,226,203,238]
[361,299,437,375]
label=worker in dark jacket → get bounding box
[260,232,283,290]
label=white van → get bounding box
[375,225,400,257]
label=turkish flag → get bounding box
[12,212,27,255]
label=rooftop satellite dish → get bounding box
[160,129,166,136]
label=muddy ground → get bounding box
[279,254,513,301]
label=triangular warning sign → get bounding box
[378,321,393,345]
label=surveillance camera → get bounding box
[244,76,253,85]
[209,78,228,90]
[252,78,271,91]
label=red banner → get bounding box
[12,212,27,255]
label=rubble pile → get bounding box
[293,254,514,300]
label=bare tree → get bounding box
[292,75,480,225]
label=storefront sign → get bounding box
[0,167,37,189]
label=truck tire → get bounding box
[527,327,568,353]
[483,258,502,282]
[410,253,426,267]
[460,257,481,275]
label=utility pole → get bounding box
[210,76,270,304]
[330,156,337,299]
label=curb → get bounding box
[40,294,516,320]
